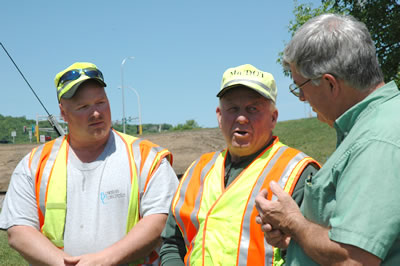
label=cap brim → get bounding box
[60,77,107,100]
[217,83,274,101]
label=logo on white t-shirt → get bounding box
[100,189,126,204]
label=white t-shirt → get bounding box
[0,131,179,257]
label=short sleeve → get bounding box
[329,140,400,259]
[140,158,179,217]
[0,153,40,230]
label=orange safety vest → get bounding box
[171,137,320,266]
[28,129,172,264]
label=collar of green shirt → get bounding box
[334,81,399,146]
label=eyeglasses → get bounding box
[289,79,311,97]
[57,68,104,88]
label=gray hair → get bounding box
[283,13,383,91]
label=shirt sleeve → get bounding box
[140,158,179,217]
[0,153,40,230]
[329,140,400,259]
[160,207,186,266]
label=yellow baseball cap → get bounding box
[217,64,277,102]
[54,62,107,101]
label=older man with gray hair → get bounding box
[256,13,400,265]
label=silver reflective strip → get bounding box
[175,151,221,251]
[30,145,45,180]
[186,151,221,266]
[189,151,221,233]
[271,152,306,201]
[238,146,288,266]
[175,160,199,248]
[38,137,64,217]
[224,79,271,93]
[132,139,143,189]
[140,146,163,193]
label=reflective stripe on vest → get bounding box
[29,130,172,261]
[171,137,319,266]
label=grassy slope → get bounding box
[274,117,336,164]
[0,117,337,264]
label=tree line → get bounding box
[0,115,201,144]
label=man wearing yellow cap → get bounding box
[159,64,320,266]
[0,62,179,265]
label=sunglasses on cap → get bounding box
[57,68,104,88]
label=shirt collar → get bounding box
[334,81,399,146]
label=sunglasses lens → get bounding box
[84,69,103,80]
[59,70,81,86]
[58,68,104,88]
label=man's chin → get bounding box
[230,143,252,155]
[316,113,334,127]
[90,128,110,139]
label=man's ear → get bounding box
[216,106,222,129]
[270,107,278,131]
[272,108,278,124]
[323,73,340,98]
[59,103,67,122]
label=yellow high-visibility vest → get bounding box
[171,137,319,266]
[29,129,172,264]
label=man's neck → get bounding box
[229,137,275,164]
[68,134,109,163]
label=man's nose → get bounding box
[92,107,101,118]
[236,113,249,124]
[299,89,306,102]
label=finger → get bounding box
[255,215,262,225]
[261,223,273,233]
[255,189,269,213]
[265,228,282,238]
[264,232,283,246]
[269,181,288,199]
[283,235,291,248]
[258,188,268,199]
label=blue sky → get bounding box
[0,0,320,128]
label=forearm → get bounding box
[160,209,186,266]
[99,213,167,265]
[289,218,345,264]
[160,243,185,266]
[289,217,380,265]
[255,185,380,266]
[8,225,67,266]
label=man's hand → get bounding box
[255,181,304,241]
[64,252,114,266]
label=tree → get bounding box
[280,0,400,85]
[173,120,201,131]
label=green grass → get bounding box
[0,117,337,264]
[0,229,27,265]
[274,117,336,164]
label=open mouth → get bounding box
[234,130,248,136]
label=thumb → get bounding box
[269,181,287,199]
[258,188,268,199]
[64,256,80,264]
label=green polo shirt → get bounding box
[287,81,400,265]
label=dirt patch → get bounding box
[0,128,226,191]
